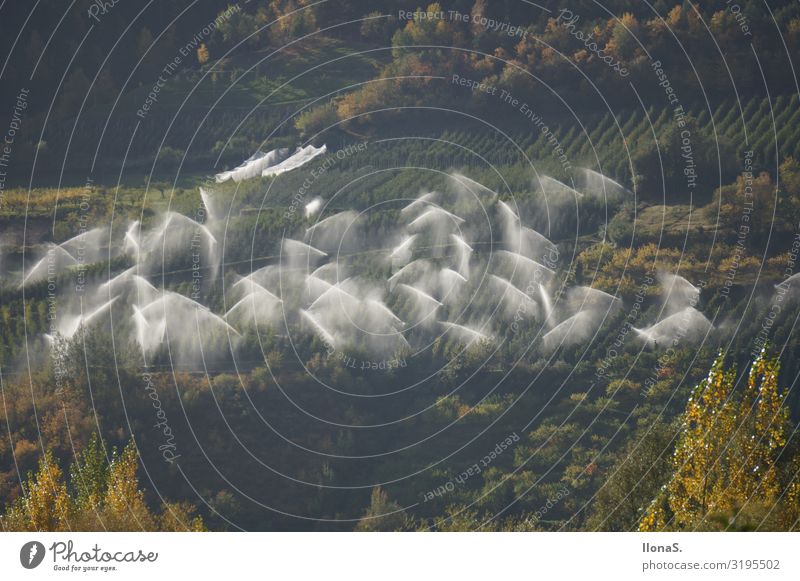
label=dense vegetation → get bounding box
[1,0,800,531]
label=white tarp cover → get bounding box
[214,148,290,183]
[261,144,327,177]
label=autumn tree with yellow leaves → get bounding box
[196,43,210,64]
[640,350,800,531]
[0,436,204,532]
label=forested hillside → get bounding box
[1,0,800,532]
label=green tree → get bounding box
[632,116,735,200]
[355,487,408,531]
[587,420,675,531]
[70,433,108,511]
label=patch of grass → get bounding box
[634,203,717,242]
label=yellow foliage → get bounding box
[1,441,205,532]
[197,43,210,64]
[575,243,697,295]
[25,452,74,531]
[640,351,794,531]
[102,443,156,531]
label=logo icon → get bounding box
[20,541,46,569]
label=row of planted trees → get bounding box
[2,346,798,531]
